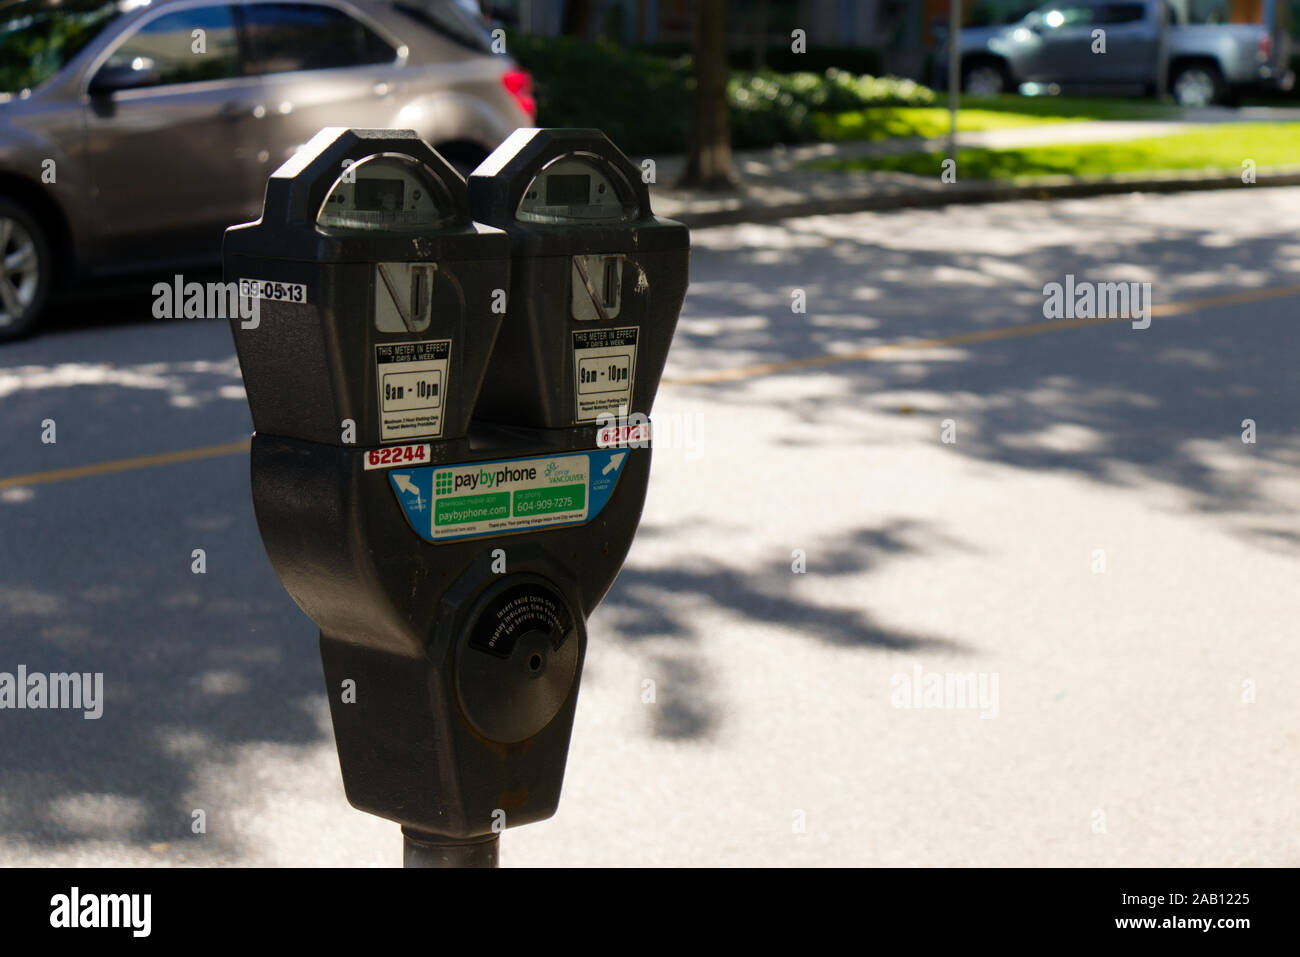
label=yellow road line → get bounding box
[0,438,249,491]
[3,283,1298,490]
[663,283,1300,386]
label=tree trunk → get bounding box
[679,0,738,191]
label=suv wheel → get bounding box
[1170,63,1225,108]
[0,200,52,341]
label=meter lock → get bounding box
[571,254,624,321]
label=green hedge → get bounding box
[505,34,691,155]
[506,33,936,155]
[729,70,934,148]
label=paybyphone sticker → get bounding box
[386,449,631,543]
[374,339,450,441]
[572,327,637,423]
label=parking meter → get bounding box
[223,126,689,866]
[223,127,508,448]
[467,128,689,430]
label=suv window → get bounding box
[1034,5,1096,27]
[1185,0,1266,22]
[1098,2,1148,21]
[100,5,240,86]
[393,0,494,53]
[242,2,396,73]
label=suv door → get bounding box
[83,3,266,268]
[239,1,405,170]
[1023,4,1101,83]
[1095,2,1161,84]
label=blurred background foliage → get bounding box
[507,32,936,153]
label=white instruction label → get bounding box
[572,326,637,423]
[375,340,451,441]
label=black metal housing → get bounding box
[468,128,690,428]
[224,127,510,447]
[224,127,685,842]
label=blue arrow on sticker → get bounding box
[391,470,426,514]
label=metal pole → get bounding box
[948,0,961,164]
[402,828,500,868]
[1155,1,1168,102]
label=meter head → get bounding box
[223,127,508,447]
[514,153,640,224]
[241,127,473,258]
[317,153,459,232]
[466,128,688,430]
[469,129,656,243]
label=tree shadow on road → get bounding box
[612,197,1300,743]
[600,520,970,742]
[0,447,319,859]
[673,199,1300,533]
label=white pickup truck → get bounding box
[945,0,1295,106]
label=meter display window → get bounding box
[515,155,638,224]
[317,154,453,231]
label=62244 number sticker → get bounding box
[363,443,430,470]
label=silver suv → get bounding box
[0,0,534,338]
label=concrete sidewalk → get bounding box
[649,113,1300,226]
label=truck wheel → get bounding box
[0,199,52,341]
[962,61,1009,96]
[1170,62,1225,108]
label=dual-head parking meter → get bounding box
[223,127,688,866]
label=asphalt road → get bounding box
[1,187,1297,866]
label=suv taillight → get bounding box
[1259,32,1272,63]
[502,69,536,121]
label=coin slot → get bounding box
[603,259,618,308]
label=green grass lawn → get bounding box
[956,94,1184,121]
[813,107,1060,141]
[812,94,1185,143]
[810,122,1300,180]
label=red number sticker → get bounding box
[362,444,432,471]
